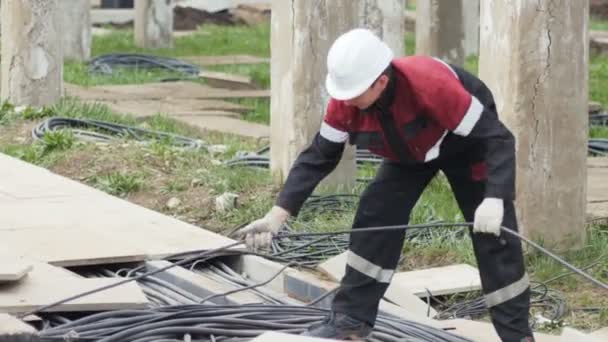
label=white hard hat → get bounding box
[325,28,394,101]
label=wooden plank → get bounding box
[176,115,269,139]
[182,55,269,66]
[0,263,148,313]
[560,328,602,342]
[317,251,347,282]
[198,70,258,90]
[0,261,32,282]
[590,327,608,340]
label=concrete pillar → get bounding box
[359,1,405,56]
[463,0,480,57]
[270,1,405,190]
[59,0,92,61]
[479,0,589,248]
[1,0,63,107]
[415,0,465,65]
[135,0,173,49]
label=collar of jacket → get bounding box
[362,66,396,114]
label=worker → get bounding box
[238,28,533,342]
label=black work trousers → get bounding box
[331,156,533,342]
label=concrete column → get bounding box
[60,0,92,61]
[463,0,479,57]
[479,0,589,248]
[135,0,173,49]
[270,0,405,190]
[359,0,405,56]
[1,0,63,107]
[415,0,465,65]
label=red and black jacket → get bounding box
[277,56,516,216]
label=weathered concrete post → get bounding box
[463,0,480,57]
[59,0,92,61]
[270,1,405,190]
[479,0,589,248]
[1,0,63,107]
[415,0,465,65]
[135,0,173,49]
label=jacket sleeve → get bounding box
[276,99,351,216]
[275,131,346,216]
[416,59,516,200]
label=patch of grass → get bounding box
[50,97,138,125]
[591,18,608,31]
[405,32,416,56]
[0,144,45,165]
[590,125,608,139]
[90,171,145,197]
[64,61,185,86]
[21,106,55,120]
[590,54,608,108]
[41,130,76,153]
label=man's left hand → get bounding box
[473,198,504,236]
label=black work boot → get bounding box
[301,312,372,340]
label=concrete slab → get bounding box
[391,264,481,297]
[0,314,38,342]
[0,153,237,267]
[560,328,602,342]
[438,319,561,342]
[0,261,32,282]
[0,262,148,313]
[251,332,337,342]
[317,251,347,282]
[590,327,608,339]
[91,9,133,24]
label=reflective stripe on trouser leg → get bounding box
[442,161,533,342]
[331,162,437,326]
[485,273,530,308]
[346,250,394,283]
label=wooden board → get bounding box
[0,153,238,267]
[391,264,481,297]
[0,261,32,282]
[0,263,148,313]
[251,332,335,342]
[317,251,347,282]
[182,55,269,66]
[439,319,561,342]
[587,157,608,218]
[590,327,608,340]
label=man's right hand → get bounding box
[237,206,290,249]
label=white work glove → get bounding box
[238,206,290,249]
[473,198,504,236]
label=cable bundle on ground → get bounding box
[225,146,383,169]
[39,304,473,342]
[434,282,566,325]
[32,117,206,150]
[88,53,200,77]
[590,113,608,126]
[589,138,608,156]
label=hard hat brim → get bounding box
[325,73,377,101]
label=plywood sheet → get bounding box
[439,319,560,342]
[0,263,148,313]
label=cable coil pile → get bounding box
[32,117,206,150]
[39,304,473,342]
[88,53,200,78]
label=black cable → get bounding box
[32,117,205,149]
[88,53,200,78]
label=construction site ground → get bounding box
[0,22,606,340]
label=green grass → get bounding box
[90,171,145,197]
[590,125,608,139]
[590,55,608,108]
[591,18,608,31]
